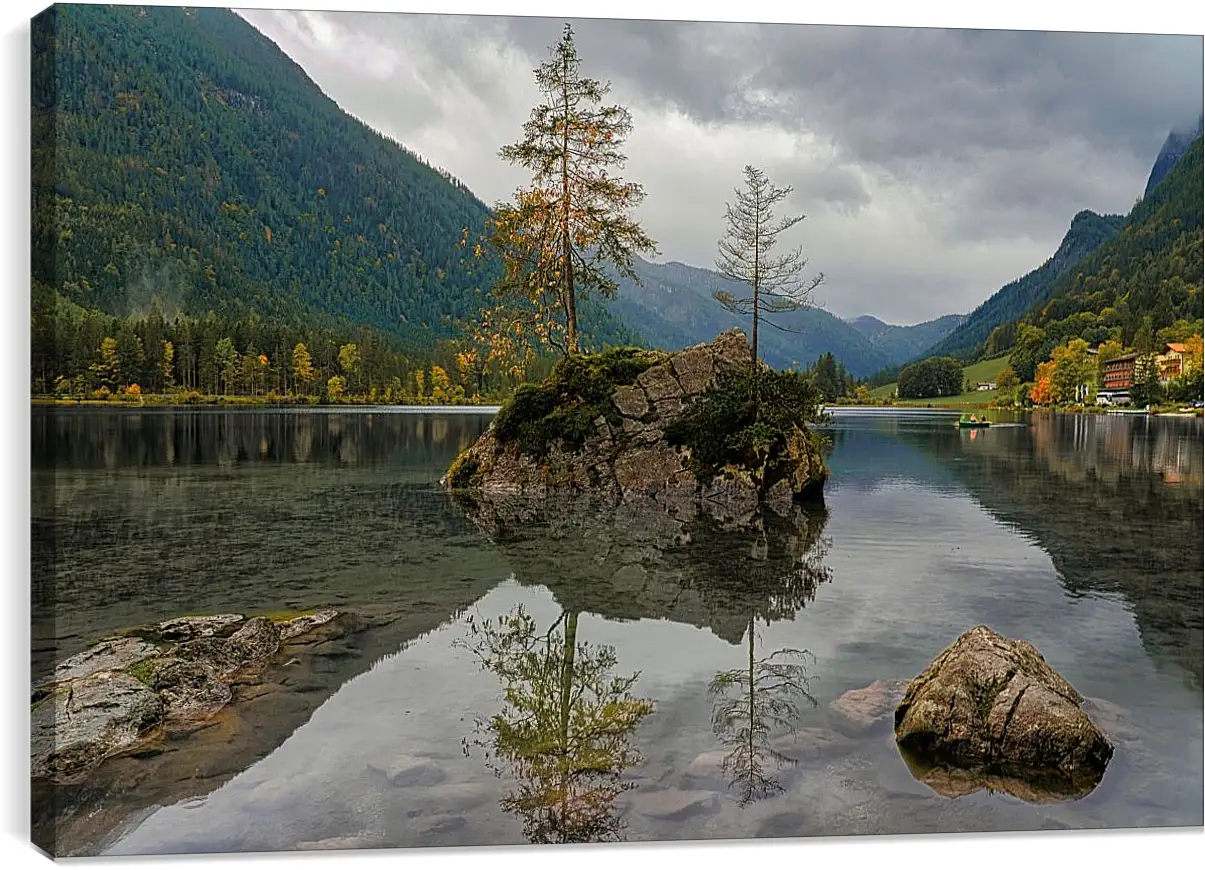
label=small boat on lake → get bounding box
[956,414,991,429]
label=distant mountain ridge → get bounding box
[607,258,902,377]
[848,313,965,364]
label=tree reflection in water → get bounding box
[699,508,832,806]
[456,605,655,843]
[450,489,835,822]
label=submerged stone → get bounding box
[628,787,721,821]
[367,754,448,789]
[830,680,910,734]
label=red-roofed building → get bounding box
[1157,343,1190,383]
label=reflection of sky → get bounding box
[104,412,1201,854]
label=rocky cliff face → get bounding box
[443,330,827,515]
[1144,115,1204,198]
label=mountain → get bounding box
[30,4,637,357]
[608,259,895,378]
[1143,114,1204,198]
[847,313,965,366]
[920,209,1127,362]
[1025,134,1202,346]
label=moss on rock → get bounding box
[446,451,482,489]
[123,658,162,687]
[491,346,670,457]
[442,330,829,506]
[664,368,827,485]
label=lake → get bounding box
[30,406,1204,856]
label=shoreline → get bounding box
[30,395,503,413]
[828,401,1202,417]
[30,397,1202,418]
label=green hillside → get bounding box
[1024,136,1203,348]
[870,355,1011,406]
[29,4,640,396]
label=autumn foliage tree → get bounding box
[291,342,315,395]
[160,340,175,389]
[1050,338,1096,404]
[1031,360,1056,405]
[488,23,657,356]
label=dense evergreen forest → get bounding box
[30,4,638,399]
[989,136,1204,382]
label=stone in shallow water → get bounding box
[682,750,730,782]
[894,625,1113,781]
[279,609,341,642]
[31,672,164,782]
[41,637,161,688]
[770,727,858,760]
[225,617,281,667]
[366,755,447,789]
[293,833,384,851]
[757,809,819,838]
[156,614,246,642]
[829,679,909,734]
[682,728,856,787]
[422,782,494,813]
[411,813,468,838]
[629,787,720,821]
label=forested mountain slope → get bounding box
[30,3,639,361]
[921,210,1126,362]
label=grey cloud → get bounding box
[235,9,1202,324]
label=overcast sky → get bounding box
[234,8,1202,324]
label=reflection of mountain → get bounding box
[31,407,491,471]
[898,414,1204,689]
[451,492,833,645]
[31,410,495,679]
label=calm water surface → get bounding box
[30,407,1204,855]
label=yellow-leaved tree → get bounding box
[487,23,657,357]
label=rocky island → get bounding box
[442,329,829,515]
